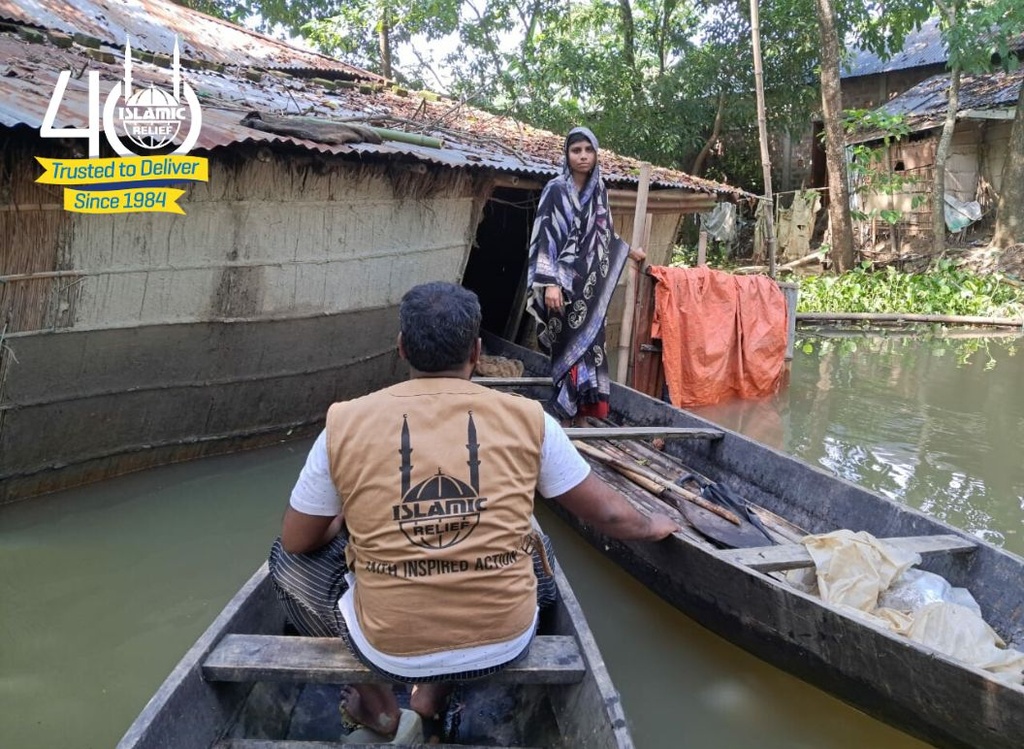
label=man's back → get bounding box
[326,378,546,655]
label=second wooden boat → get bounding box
[484,333,1024,749]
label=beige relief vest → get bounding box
[325,377,546,656]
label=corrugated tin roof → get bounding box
[842,18,947,79]
[0,28,746,197]
[848,67,1023,143]
[843,17,1024,80]
[0,0,378,78]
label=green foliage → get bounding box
[843,109,928,225]
[796,332,1017,371]
[796,261,1024,318]
[669,240,732,268]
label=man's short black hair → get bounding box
[399,282,482,372]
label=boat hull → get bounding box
[487,334,1024,749]
[118,554,634,749]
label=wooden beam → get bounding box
[718,534,976,573]
[616,163,651,384]
[607,190,717,215]
[491,175,545,190]
[564,426,723,440]
[203,634,584,685]
[214,741,542,749]
[472,376,551,386]
[958,108,1015,120]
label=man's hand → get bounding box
[628,246,646,263]
[645,512,681,540]
[552,473,681,541]
[544,285,564,312]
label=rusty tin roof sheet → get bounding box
[0,20,745,196]
[849,66,1023,142]
[0,0,376,78]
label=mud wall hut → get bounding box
[0,0,745,503]
[848,67,1022,241]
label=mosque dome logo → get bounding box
[119,86,184,150]
[103,35,200,156]
[398,470,484,550]
[392,413,487,551]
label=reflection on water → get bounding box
[2,330,1019,749]
[692,330,1024,556]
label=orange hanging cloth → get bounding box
[648,266,787,408]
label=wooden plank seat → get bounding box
[214,741,541,749]
[203,634,584,685]
[718,534,977,573]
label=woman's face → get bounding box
[567,140,596,179]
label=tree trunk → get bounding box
[992,84,1024,248]
[617,0,641,99]
[378,13,393,80]
[932,66,961,255]
[690,92,726,176]
[813,0,855,272]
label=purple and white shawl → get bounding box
[526,127,630,419]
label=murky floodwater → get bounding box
[2,330,1021,749]
[692,329,1024,558]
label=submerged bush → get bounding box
[795,261,1024,319]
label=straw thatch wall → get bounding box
[0,136,488,502]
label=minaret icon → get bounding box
[399,415,413,498]
[467,411,480,493]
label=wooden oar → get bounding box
[572,440,742,525]
[606,435,807,544]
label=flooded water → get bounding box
[2,330,1021,749]
[692,329,1024,558]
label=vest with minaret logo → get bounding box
[325,378,546,655]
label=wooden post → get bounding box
[697,230,708,266]
[616,163,651,384]
[750,0,778,279]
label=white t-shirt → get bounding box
[288,411,590,677]
[289,412,590,515]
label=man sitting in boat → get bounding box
[269,281,679,742]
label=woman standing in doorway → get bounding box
[527,127,645,426]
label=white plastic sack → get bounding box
[908,603,1024,685]
[800,530,1024,684]
[802,530,921,612]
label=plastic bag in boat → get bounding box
[878,568,982,617]
[800,530,1024,684]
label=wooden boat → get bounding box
[483,334,1024,749]
[117,554,633,749]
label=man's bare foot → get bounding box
[410,682,452,721]
[340,684,400,738]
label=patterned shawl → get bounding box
[526,127,630,419]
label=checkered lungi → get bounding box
[267,532,558,683]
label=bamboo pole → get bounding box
[572,440,742,525]
[615,163,652,384]
[750,0,778,278]
[796,312,1024,329]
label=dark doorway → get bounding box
[462,187,539,340]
